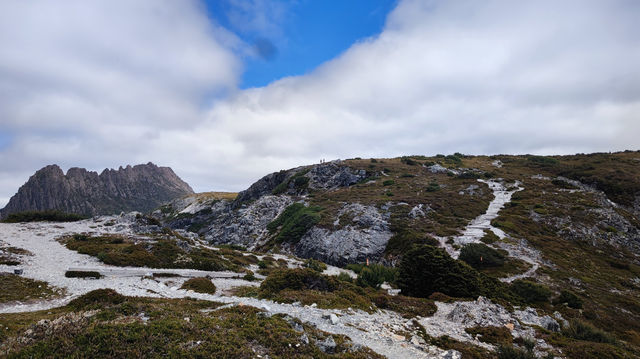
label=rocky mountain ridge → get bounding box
[0,162,193,219]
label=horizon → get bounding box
[2,149,639,208]
[1,0,639,208]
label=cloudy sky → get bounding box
[0,0,639,206]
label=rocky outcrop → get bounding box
[0,163,193,218]
[290,203,392,266]
[233,161,367,205]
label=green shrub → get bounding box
[336,272,353,283]
[382,180,395,186]
[465,326,513,345]
[356,264,397,289]
[259,268,335,295]
[496,345,536,359]
[526,155,558,166]
[65,271,102,279]
[426,182,440,192]
[272,169,310,195]
[510,280,551,304]
[2,210,87,223]
[401,157,418,166]
[181,277,217,294]
[459,243,506,268]
[243,273,257,282]
[396,245,483,298]
[554,290,583,309]
[563,320,617,344]
[563,342,625,359]
[68,289,125,309]
[304,258,327,272]
[266,203,321,244]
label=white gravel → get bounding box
[0,219,460,359]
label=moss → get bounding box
[180,277,216,294]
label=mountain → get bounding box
[158,152,640,266]
[0,162,193,219]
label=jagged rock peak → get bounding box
[0,163,193,218]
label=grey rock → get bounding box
[293,203,392,266]
[317,336,337,354]
[0,163,192,219]
[515,308,561,332]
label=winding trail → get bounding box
[0,219,457,359]
[440,179,541,282]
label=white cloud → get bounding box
[1,0,639,207]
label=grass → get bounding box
[1,210,88,223]
[0,275,62,303]
[0,289,383,358]
[59,233,240,272]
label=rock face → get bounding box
[291,203,393,266]
[0,163,193,218]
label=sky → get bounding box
[0,0,639,207]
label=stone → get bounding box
[317,336,337,354]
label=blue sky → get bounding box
[204,0,397,88]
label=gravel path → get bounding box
[0,219,459,359]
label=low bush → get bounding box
[373,294,437,318]
[65,271,102,279]
[259,268,335,295]
[510,280,551,304]
[382,180,395,186]
[459,243,506,268]
[243,273,257,281]
[356,264,397,289]
[496,345,536,359]
[336,272,353,283]
[465,326,513,345]
[61,234,236,272]
[396,245,510,300]
[563,341,626,359]
[2,210,87,223]
[562,320,617,344]
[426,182,440,192]
[181,277,217,294]
[304,258,327,272]
[554,290,583,309]
[68,289,125,309]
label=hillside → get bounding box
[0,163,193,219]
[1,151,640,358]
